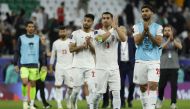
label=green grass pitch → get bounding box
[0,100,190,109]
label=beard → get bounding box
[83,25,90,30]
[142,16,150,21]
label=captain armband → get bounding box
[97,36,103,43]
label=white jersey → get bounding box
[71,29,95,68]
[94,28,119,70]
[50,38,73,69]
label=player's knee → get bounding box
[149,82,158,90]
[30,81,36,87]
[140,84,148,92]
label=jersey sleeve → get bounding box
[132,25,140,36]
[71,31,77,43]
[49,42,56,65]
[156,25,163,36]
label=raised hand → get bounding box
[112,16,118,29]
[144,22,149,32]
[85,36,92,45]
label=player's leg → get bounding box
[93,69,108,109]
[64,69,74,109]
[169,69,178,108]
[84,69,96,109]
[133,62,148,109]
[29,68,39,109]
[147,63,160,109]
[109,69,121,109]
[119,63,128,108]
[54,69,64,109]
[70,68,84,109]
[38,79,51,108]
[20,67,29,109]
[127,63,135,108]
[156,69,168,108]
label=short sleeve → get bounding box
[132,25,139,36]
[71,31,77,43]
[156,25,163,36]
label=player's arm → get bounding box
[133,25,146,45]
[161,37,170,49]
[13,37,21,72]
[39,40,46,67]
[86,36,95,54]
[147,25,163,46]
[49,42,57,73]
[95,32,112,43]
[147,32,162,46]
[69,42,87,53]
[112,17,126,42]
[174,38,182,49]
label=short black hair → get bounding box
[59,26,66,30]
[141,4,155,13]
[102,12,113,18]
[84,14,95,21]
[25,21,34,27]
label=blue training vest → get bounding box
[20,34,40,64]
[135,22,162,61]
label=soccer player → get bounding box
[93,12,126,109]
[14,21,46,109]
[69,14,95,109]
[156,25,182,109]
[132,4,163,109]
[49,26,74,109]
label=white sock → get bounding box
[93,93,102,109]
[56,88,62,108]
[66,88,72,108]
[86,94,94,109]
[30,100,34,106]
[141,91,148,109]
[71,86,81,109]
[147,90,157,109]
[112,91,121,109]
[23,96,27,102]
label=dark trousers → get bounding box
[158,69,178,103]
[36,79,49,106]
[119,61,135,106]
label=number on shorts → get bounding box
[92,71,95,77]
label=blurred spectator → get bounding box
[124,3,135,27]
[14,8,26,39]
[31,7,44,32]
[4,61,19,84]
[183,30,190,58]
[77,0,89,16]
[57,2,65,26]
[48,18,59,50]
[40,6,48,31]
[94,19,102,29]
[2,28,13,54]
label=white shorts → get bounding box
[54,68,73,88]
[133,60,160,85]
[95,69,121,94]
[72,67,96,89]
